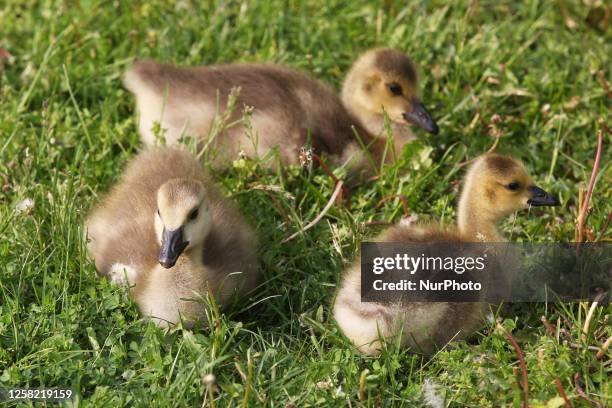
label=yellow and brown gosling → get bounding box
[333,153,558,355]
[86,148,258,327]
[123,48,437,174]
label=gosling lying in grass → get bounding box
[123,48,438,174]
[333,153,559,354]
[86,148,258,327]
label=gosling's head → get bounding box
[155,179,212,269]
[461,153,559,222]
[342,48,438,134]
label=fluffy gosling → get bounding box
[123,48,437,173]
[86,148,258,327]
[333,153,558,355]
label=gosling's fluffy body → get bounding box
[124,62,365,166]
[334,225,485,355]
[123,48,435,173]
[333,153,554,355]
[86,148,258,326]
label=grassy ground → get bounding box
[0,0,610,406]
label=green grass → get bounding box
[0,0,610,406]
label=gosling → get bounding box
[333,153,559,355]
[86,148,258,327]
[123,48,438,173]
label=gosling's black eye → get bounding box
[157,209,161,217]
[188,208,199,221]
[387,83,402,96]
[507,182,521,191]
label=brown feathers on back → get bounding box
[124,60,374,169]
[127,61,301,109]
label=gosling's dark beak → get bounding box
[527,186,559,207]
[402,101,439,135]
[159,227,189,269]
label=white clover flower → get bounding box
[15,198,35,214]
